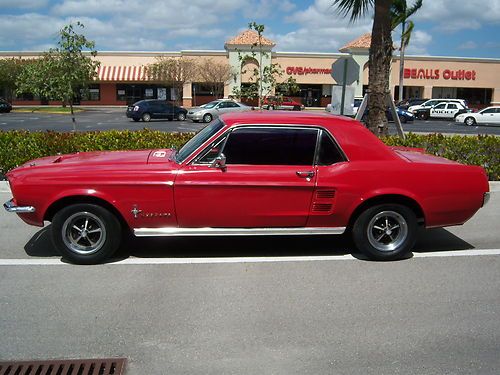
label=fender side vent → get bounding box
[0,358,127,375]
[312,203,333,212]
[315,190,335,199]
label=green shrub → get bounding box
[0,130,498,180]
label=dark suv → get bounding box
[126,100,187,122]
[0,98,12,113]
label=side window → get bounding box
[197,136,228,164]
[226,102,239,108]
[317,131,345,165]
[434,103,446,109]
[482,108,495,114]
[222,127,318,165]
[447,104,458,109]
[218,102,228,109]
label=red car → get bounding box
[263,96,304,111]
[4,112,490,264]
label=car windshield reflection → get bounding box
[175,119,224,163]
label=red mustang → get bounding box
[4,112,490,264]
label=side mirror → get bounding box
[210,153,227,170]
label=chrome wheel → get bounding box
[367,211,408,252]
[61,212,106,255]
[203,113,212,123]
[177,112,186,121]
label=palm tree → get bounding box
[332,0,394,135]
[391,0,423,103]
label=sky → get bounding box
[0,0,499,58]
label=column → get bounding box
[492,88,500,105]
[182,82,192,107]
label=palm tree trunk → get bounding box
[398,21,406,103]
[367,0,393,136]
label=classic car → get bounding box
[4,112,490,264]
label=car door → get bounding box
[478,108,497,124]
[430,103,447,118]
[446,103,459,118]
[174,126,319,228]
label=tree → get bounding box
[231,22,299,107]
[0,58,28,101]
[146,57,197,106]
[16,23,99,130]
[196,58,233,99]
[332,0,394,135]
[391,0,423,103]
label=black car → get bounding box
[397,98,428,110]
[126,100,187,122]
[0,98,12,113]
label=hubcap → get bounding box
[466,118,474,126]
[367,211,408,252]
[62,212,106,255]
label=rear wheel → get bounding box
[352,204,417,261]
[142,112,151,122]
[177,112,186,121]
[465,117,476,126]
[399,115,407,124]
[268,105,274,110]
[52,204,122,264]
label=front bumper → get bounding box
[187,112,204,121]
[4,199,36,213]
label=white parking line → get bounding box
[0,249,499,266]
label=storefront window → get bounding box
[116,84,170,104]
[80,84,100,101]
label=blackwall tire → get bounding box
[465,117,476,126]
[352,204,417,261]
[203,113,213,123]
[177,112,186,121]
[142,113,151,122]
[399,115,407,124]
[52,204,122,264]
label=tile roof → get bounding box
[340,33,371,51]
[225,30,275,47]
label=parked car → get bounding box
[408,98,469,113]
[415,102,470,120]
[126,100,187,122]
[396,98,428,110]
[0,98,12,113]
[325,97,363,116]
[455,106,500,126]
[4,112,489,264]
[358,106,415,123]
[187,99,251,123]
[263,96,304,111]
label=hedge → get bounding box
[0,130,498,180]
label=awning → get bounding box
[97,65,147,81]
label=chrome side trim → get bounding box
[3,199,36,213]
[134,226,346,237]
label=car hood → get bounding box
[8,149,176,176]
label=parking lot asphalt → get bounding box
[0,187,499,374]
[1,108,499,135]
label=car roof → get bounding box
[219,111,398,162]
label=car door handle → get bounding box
[296,171,315,178]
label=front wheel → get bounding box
[465,117,476,126]
[142,112,151,122]
[203,113,213,123]
[52,204,122,264]
[177,112,186,121]
[399,115,407,124]
[352,204,417,261]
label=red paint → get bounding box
[6,112,489,232]
[405,68,476,80]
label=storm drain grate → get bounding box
[0,358,126,375]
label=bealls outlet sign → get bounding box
[404,68,476,80]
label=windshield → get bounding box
[175,119,225,163]
[201,101,219,109]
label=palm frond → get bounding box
[331,0,374,22]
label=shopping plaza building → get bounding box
[2,31,499,109]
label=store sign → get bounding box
[404,68,476,80]
[286,66,332,75]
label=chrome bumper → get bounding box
[3,199,36,213]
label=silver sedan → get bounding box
[187,100,252,123]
